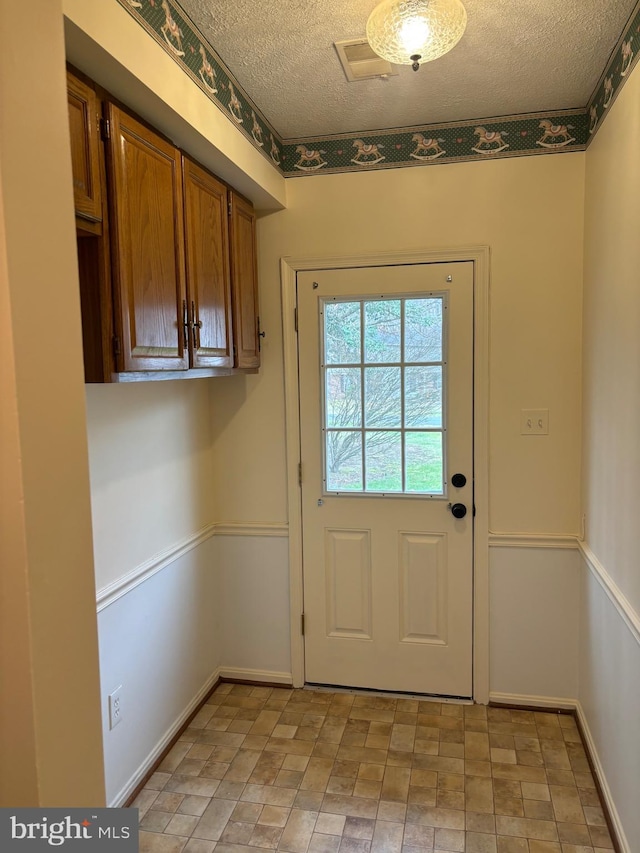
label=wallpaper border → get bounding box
[115,0,640,177]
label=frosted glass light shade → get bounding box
[366,0,467,68]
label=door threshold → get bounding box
[304,682,473,705]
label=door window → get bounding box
[322,295,446,496]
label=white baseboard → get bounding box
[108,668,221,807]
[576,700,629,853]
[489,691,578,710]
[218,667,293,686]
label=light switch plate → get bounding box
[520,408,549,435]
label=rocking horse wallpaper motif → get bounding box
[227,83,243,124]
[294,146,328,171]
[198,44,217,94]
[351,139,385,165]
[160,0,185,56]
[536,120,575,149]
[472,127,509,154]
[410,134,446,160]
[621,38,634,77]
[269,135,282,166]
[251,112,264,147]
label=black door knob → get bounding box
[451,473,466,488]
[449,502,467,519]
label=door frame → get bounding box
[281,247,490,703]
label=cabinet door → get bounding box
[106,104,188,372]
[67,72,102,225]
[183,158,233,368]
[229,192,260,369]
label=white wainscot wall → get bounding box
[98,535,220,806]
[489,543,581,705]
[215,527,291,683]
[97,525,640,853]
[578,549,640,853]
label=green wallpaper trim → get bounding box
[115,0,640,178]
[281,111,588,176]
[115,0,284,169]
[587,0,640,139]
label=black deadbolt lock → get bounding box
[451,473,466,488]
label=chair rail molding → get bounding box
[579,540,640,647]
[96,523,217,612]
[489,532,579,549]
[96,521,289,611]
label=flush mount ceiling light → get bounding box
[366,0,467,71]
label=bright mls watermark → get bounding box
[0,809,138,851]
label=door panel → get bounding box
[229,193,259,368]
[298,262,473,697]
[325,528,373,639]
[67,72,102,224]
[183,157,233,368]
[398,532,447,644]
[107,104,187,372]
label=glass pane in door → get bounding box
[322,294,446,496]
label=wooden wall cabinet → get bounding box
[67,69,261,382]
[229,192,260,370]
[67,72,102,233]
[106,104,189,373]
[183,157,234,369]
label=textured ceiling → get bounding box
[178,0,636,139]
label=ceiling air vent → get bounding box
[334,39,398,82]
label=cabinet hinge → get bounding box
[298,462,303,486]
[301,613,305,636]
[113,336,121,356]
[100,117,111,141]
[294,307,298,332]
[228,199,232,216]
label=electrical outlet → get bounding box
[520,408,549,435]
[108,686,123,730]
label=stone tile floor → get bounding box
[133,683,615,853]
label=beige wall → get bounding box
[580,57,640,853]
[86,382,215,591]
[583,65,640,612]
[0,0,104,805]
[212,154,585,534]
[0,161,40,806]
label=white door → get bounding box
[298,262,473,697]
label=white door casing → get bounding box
[280,247,490,701]
[298,263,473,696]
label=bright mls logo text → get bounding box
[11,815,131,846]
[1,809,138,850]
